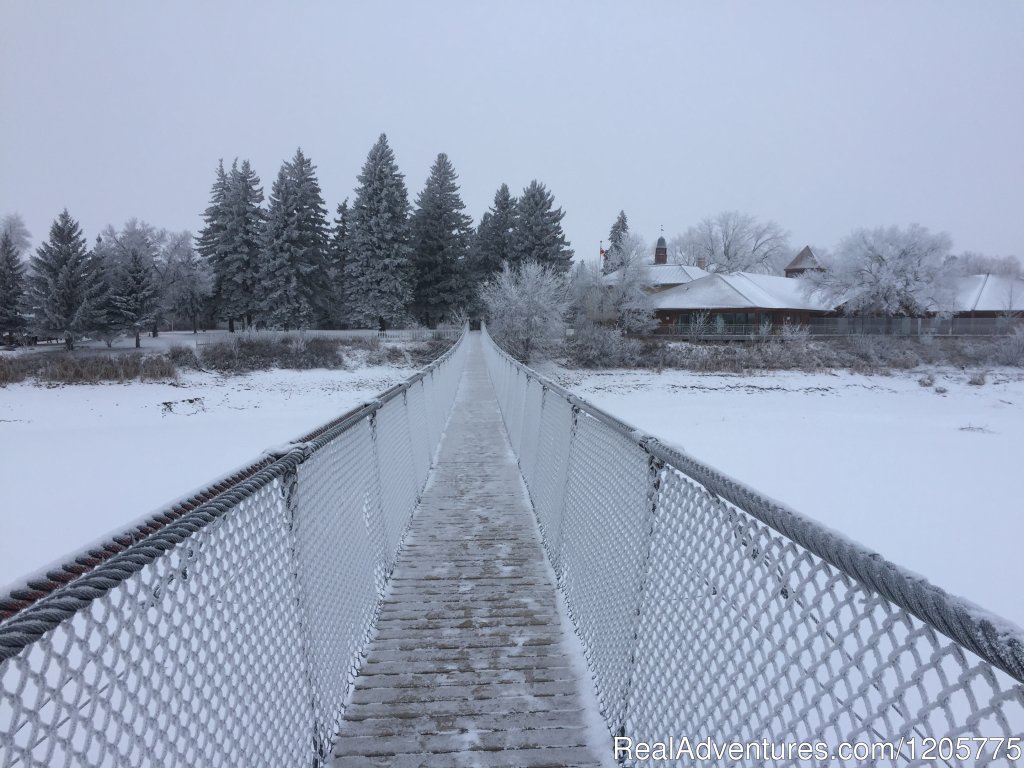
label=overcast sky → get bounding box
[2,2,1022,266]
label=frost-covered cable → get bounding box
[0,328,467,659]
[480,323,1024,684]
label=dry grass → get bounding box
[0,353,178,385]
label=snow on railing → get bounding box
[0,328,468,768]
[481,324,1024,767]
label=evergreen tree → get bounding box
[605,210,629,273]
[196,160,228,267]
[345,134,414,327]
[28,210,105,350]
[471,183,518,277]
[258,149,329,329]
[513,180,573,273]
[93,219,168,337]
[0,231,27,336]
[111,248,159,348]
[89,236,123,347]
[197,159,263,331]
[325,199,351,327]
[410,153,473,326]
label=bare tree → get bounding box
[671,211,791,273]
[577,232,655,333]
[482,261,569,363]
[0,213,31,257]
[803,224,956,317]
[688,310,711,342]
[952,251,1022,278]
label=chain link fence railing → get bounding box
[482,325,1024,767]
[0,328,468,768]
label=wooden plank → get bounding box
[331,335,604,767]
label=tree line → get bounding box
[0,134,574,349]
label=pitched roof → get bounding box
[953,274,1024,313]
[784,245,820,272]
[652,272,835,311]
[603,262,708,287]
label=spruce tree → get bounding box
[28,210,105,350]
[605,210,629,273]
[345,134,414,327]
[258,149,329,329]
[513,180,574,273]
[196,160,228,268]
[0,231,27,336]
[410,153,473,327]
[111,248,159,348]
[325,199,351,327]
[89,236,123,347]
[197,159,263,331]
[471,183,518,276]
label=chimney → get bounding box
[696,256,706,270]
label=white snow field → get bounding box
[552,366,1024,627]
[0,364,413,591]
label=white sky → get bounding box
[2,1,1022,265]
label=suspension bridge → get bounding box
[1,329,1022,767]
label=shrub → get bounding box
[1,352,178,385]
[0,356,30,385]
[995,327,1024,366]
[567,325,641,368]
[918,373,935,387]
[167,345,201,369]
[967,371,987,386]
[198,334,345,372]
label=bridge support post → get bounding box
[281,464,332,766]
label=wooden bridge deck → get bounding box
[332,335,605,767]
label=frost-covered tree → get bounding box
[163,232,210,333]
[481,261,569,363]
[411,153,473,327]
[93,219,169,337]
[0,231,27,336]
[324,199,351,327]
[1,213,31,257]
[93,219,166,273]
[568,232,655,365]
[951,251,1022,278]
[197,159,264,331]
[604,210,629,274]
[672,211,790,273]
[258,148,329,329]
[28,210,105,350]
[345,134,414,327]
[602,233,655,332]
[89,244,123,348]
[196,159,229,270]
[804,224,956,316]
[513,181,573,273]
[111,248,159,347]
[471,183,518,277]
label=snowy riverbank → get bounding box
[0,365,411,589]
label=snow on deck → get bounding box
[332,340,606,767]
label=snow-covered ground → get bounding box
[0,365,412,591]
[551,365,1024,627]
